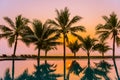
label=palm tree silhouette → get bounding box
[94,42,111,57]
[4,69,12,80]
[77,36,97,67]
[96,12,120,79]
[0,15,29,80]
[94,41,112,80]
[43,46,57,64]
[67,40,81,57]
[23,19,59,66]
[81,66,101,80]
[33,63,62,80]
[67,60,83,80]
[94,60,113,80]
[16,69,34,80]
[47,7,86,80]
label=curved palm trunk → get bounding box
[63,34,66,80]
[87,51,90,67]
[67,71,70,80]
[113,35,120,79]
[12,34,18,80]
[37,48,40,66]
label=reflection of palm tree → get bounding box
[94,60,113,80]
[77,36,97,67]
[4,69,12,80]
[33,63,62,80]
[67,40,81,57]
[96,12,120,79]
[23,19,59,66]
[0,15,29,80]
[47,7,86,80]
[16,69,34,80]
[67,60,83,80]
[81,66,101,80]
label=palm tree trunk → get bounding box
[12,34,18,80]
[45,50,47,64]
[63,34,66,80]
[67,71,70,80]
[102,52,104,58]
[37,48,40,66]
[87,51,90,67]
[113,35,120,79]
[74,52,76,57]
[12,60,15,80]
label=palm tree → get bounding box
[43,45,58,64]
[4,69,12,80]
[81,66,101,80]
[33,63,62,80]
[94,60,113,80]
[67,40,81,57]
[16,69,34,80]
[77,36,97,67]
[96,12,120,79]
[47,7,86,80]
[94,42,111,57]
[67,60,83,80]
[0,15,29,80]
[23,19,60,66]
[94,42,112,80]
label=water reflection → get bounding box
[0,59,118,80]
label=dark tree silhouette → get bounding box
[33,63,62,80]
[47,7,86,80]
[67,60,83,80]
[22,19,60,66]
[4,69,12,80]
[96,12,120,79]
[0,15,29,80]
[67,40,81,57]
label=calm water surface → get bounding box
[0,59,119,80]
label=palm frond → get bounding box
[116,36,120,47]
[3,17,15,29]
[96,24,104,30]
[70,26,86,32]
[0,25,13,32]
[0,32,13,39]
[8,35,15,47]
[67,16,82,28]
[102,16,109,22]
[47,19,59,27]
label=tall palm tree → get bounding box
[0,15,29,80]
[23,19,60,66]
[47,7,86,80]
[96,12,120,79]
[77,36,97,67]
[67,40,81,57]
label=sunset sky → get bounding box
[0,0,120,55]
[0,0,120,79]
